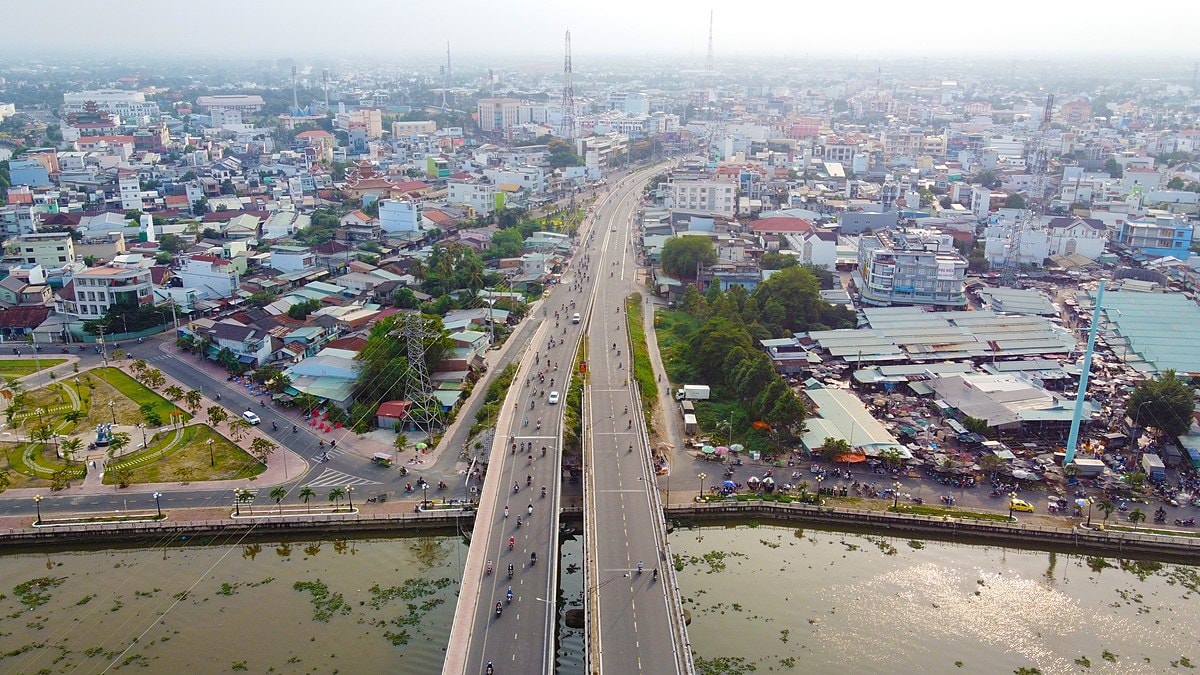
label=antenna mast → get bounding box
[559,30,575,140]
[442,42,451,108]
[291,65,299,113]
[1001,93,1054,285]
[706,10,714,73]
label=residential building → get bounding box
[670,178,737,218]
[0,205,40,236]
[8,160,51,187]
[477,98,525,132]
[269,245,316,272]
[56,254,154,321]
[0,272,52,308]
[118,171,141,211]
[5,232,75,268]
[177,255,239,299]
[208,319,272,368]
[857,229,967,307]
[984,215,1107,266]
[448,180,499,215]
[380,199,420,233]
[0,103,15,122]
[1118,214,1195,260]
[63,90,160,118]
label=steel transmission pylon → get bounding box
[559,30,575,140]
[395,312,443,438]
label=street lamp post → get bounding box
[697,472,707,502]
[137,423,147,449]
[153,492,162,519]
[207,439,214,468]
[346,486,354,512]
[108,400,116,425]
[33,495,42,525]
[422,481,428,509]
[1086,497,1095,528]
[893,481,901,509]
[1009,491,1017,520]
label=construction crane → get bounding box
[1000,93,1054,286]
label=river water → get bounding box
[0,532,467,673]
[669,523,1200,675]
[2,526,1197,674]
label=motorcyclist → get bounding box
[508,536,515,549]
[541,486,547,498]
[516,515,522,527]
[486,560,492,574]
[506,587,513,603]
[504,505,509,518]
[637,560,644,573]
[508,563,514,577]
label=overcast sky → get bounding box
[5,0,1199,60]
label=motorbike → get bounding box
[508,564,514,578]
[404,483,413,493]
[1175,517,1196,526]
[530,552,537,566]
[437,481,447,491]
[495,602,503,617]
[506,588,513,604]
[541,486,547,498]
[486,560,492,575]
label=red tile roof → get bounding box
[751,217,815,234]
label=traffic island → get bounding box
[229,506,358,519]
[33,512,166,528]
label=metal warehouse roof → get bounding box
[1085,290,1200,376]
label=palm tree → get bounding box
[236,489,254,515]
[1128,508,1146,529]
[328,487,345,510]
[163,385,184,402]
[60,438,83,465]
[298,486,316,513]
[270,486,287,513]
[1098,498,1116,525]
[62,409,86,431]
[228,419,251,443]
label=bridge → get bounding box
[444,166,691,674]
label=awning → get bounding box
[237,354,256,364]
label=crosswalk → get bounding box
[302,468,379,488]
[309,445,352,462]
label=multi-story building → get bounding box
[857,229,967,307]
[177,255,239,299]
[118,171,141,211]
[477,98,524,132]
[5,232,75,268]
[392,120,436,137]
[63,90,160,118]
[269,245,316,272]
[379,199,420,233]
[336,108,383,139]
[0,205,40,236]
[195,95,265,113]
[207,319,272,368]
[1118,214,1194,260]
[670,178,737,217]
[0,103,15,121]
[56,254,154,321]
[448,179,499,215]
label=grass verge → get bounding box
[563,340,586,459]
[91,367,190,424]
[889,504,1016,522]
[105,424,263,485]
[0,358,66,377]
[469,362,518,440]
[625,293,657,423]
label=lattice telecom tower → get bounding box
[706,10,715,73]
[1001,93,1054,285]
[395,313,444,434]
[559,30,575,140]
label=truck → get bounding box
[674,384,711,401]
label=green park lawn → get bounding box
[105,424,264,485]
[0,358,66,377]
[91,367,190,424]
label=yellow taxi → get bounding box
[1009,498,1034,513]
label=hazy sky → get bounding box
[4,0,1199,60]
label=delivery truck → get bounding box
[674,384,711,401]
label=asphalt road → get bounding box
[583,170,684,675]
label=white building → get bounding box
[56,254,155,322]
[448,180,498,215]
[984,215,1107,266]
[670,179,737,218]
[483,166,546,194]
[477,99,524,132]
[177,255,239,299]
[857,229,967,307]
[379,199,420,233]
[782,230,838,270]
[269,245,316,272]
[392,120,436,137]
[63,90,160,118]
[118,172,141,211]
[970,185,991,221]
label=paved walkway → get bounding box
[640,296,686,503]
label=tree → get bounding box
[206,405,229,428]
[164,385,184,402]
[158,233,188,253]
[973,170,1002,190]
[286,298,322,320]
[1103,158,1123,178]
[1125,370,1195,438]
[1003,193,1026,209]
[328,487,345,510]
[144,368,165,389]
[228,418,251,443]
[60,438,82,464]
[192,197,210,216]
[250,437,277,465]
[0,469,10,493]
[1128,508,1146,529]
[1168,176,1186,190]
[270,486,287,513]
[184,390,202,414]
[661,237,716,280]
[62,409,86,430]
[299,486,317,513]
[822,437,851,460]
[107,431,131,459]
[130,359,148,380]
[759,252,798,270]
[1097,498,1116,524]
